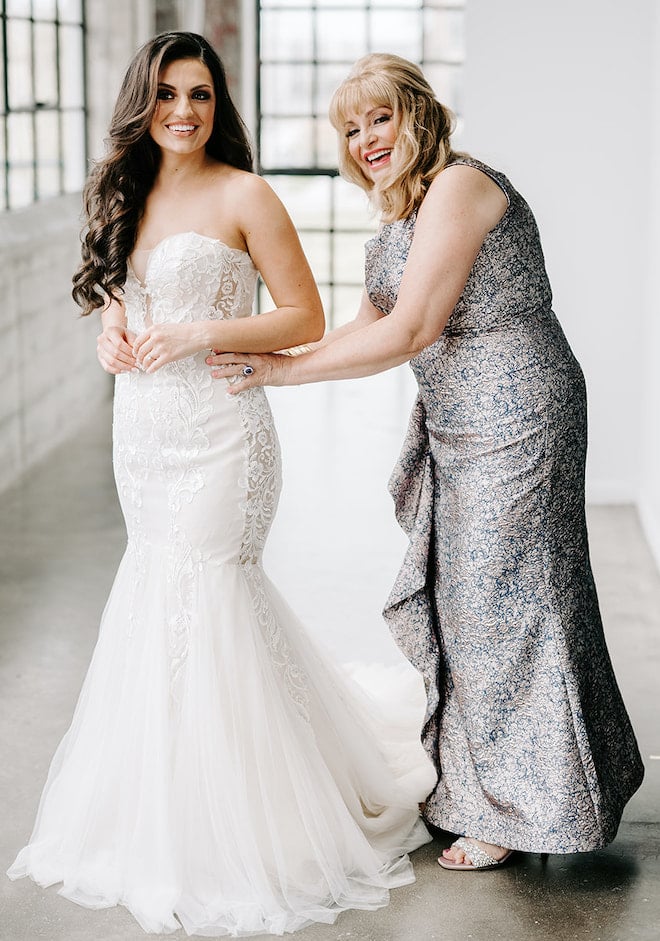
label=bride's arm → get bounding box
[97,297,137,374]
[133,175,325,370]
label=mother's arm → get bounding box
[213,164,507,389]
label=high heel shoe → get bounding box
[437,838,514,871]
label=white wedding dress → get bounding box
[8,232,434,937]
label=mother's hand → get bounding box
[206,352,290,393]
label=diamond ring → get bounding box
[242,365,254,376]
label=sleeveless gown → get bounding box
[366,158,644,854]
[7,231,434,936]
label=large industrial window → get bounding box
[0,0,87,211]
[257,0,465,326]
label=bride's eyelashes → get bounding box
[156,86,213,101]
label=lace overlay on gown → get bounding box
[8,231,434,936]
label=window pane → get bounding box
[9,166,34,208]
[58,0,84,23]
[369,12,422,61]
[333,231,368,284]
[8,112,33,162]
[316,64,350,115]
[371,0,421,7]
[261,117,314,168]
[6,0,31,15]
[60,25,85,108]
[265,175,331,229]
[333,285,364,326]
[34,23,59,108]
[261,11,313,61]
[36,163,61,199]
[7,19,34,110]
[317,10,367,62]
[299,232,330,282]
[424,62,462,113]
[258,281,274,314]
[33,0,58,19]
[36,109,60,197]
[62,109,86,191]
[261,64,313,117]
[423,8,465,63]
[315,119,337,167]
[334,177,374,231]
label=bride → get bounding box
[6,31,434,937]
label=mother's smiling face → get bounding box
[343,104,398,183]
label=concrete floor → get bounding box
[1,369,659,941]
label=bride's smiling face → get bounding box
[149,58,216,155]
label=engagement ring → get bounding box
[242,365,254,376]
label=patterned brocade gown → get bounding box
[7,231,435,936]
[366,158,644,854]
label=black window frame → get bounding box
[0,0,88,211]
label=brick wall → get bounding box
[0,195,111,493]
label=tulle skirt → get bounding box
[7,550,434,936]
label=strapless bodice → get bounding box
[123,231,258,333]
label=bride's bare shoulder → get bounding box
[207,165,275,209]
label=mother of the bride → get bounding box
[210,53,644,870]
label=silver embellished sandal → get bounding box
[437,837,514,871]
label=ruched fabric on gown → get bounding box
[366,159,644,854]
[7,232,435,936]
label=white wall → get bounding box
[461,0,657,510]
[638,3,660,566]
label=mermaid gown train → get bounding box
[7,232,434,936]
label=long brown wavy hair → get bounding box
[72,32,253,315]
[329,53,460,223]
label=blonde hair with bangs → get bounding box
[329,53,459,223]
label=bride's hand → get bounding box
[206,352,289,392]
[133,324,204,372]
[97,325,137,374]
